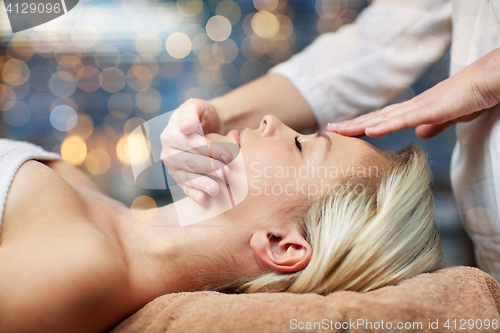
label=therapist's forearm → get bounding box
[210,74,318,133]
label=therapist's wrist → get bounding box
[478,50,500,109]
[210,94,256,133]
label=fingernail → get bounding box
[328,123,337,127]
[221,154,227,163]
[366,126,376,131]
[181,118,192,126]
[206,185,212,196]
[217,169,224,179]
[338,123,347,127]
[195,192,204,204]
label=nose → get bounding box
[259,114,282,137]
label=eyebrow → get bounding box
[315,130,331,163]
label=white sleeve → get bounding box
[269,0,452,129]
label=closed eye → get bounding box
[294,136,302,152]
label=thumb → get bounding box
[179,102,201,135]
[179,115,201,135]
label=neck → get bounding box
[113,197,263,308]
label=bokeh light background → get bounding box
[0,0,473,264]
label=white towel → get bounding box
[0,139,61,229]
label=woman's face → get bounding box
[205,115,382,216]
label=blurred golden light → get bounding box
[85,148,111,175]
[61,135,87,165]
[251,34,276,53]
[183,24,205,42]
[68,114,94,139]
[99,67,126,93]
[128,132,151,164]
[192,33,209,53]
[136,33,163,59]
[108,92,134,118]
[76,66,101,92]
[116,132,149,165]
[124,117,146,134]
[215,39,238,63]
[206,15,232,42]
[136,88,162,114]
[126,65,153,91]
[71,22,99,49]
[166,32,192,59]
[197,44,215,60]
[157,1,183,30]
[316,0,344,19]
[2,59,30,86]
[131,196,157,222]
[253,0,279,12]
[57,55,83,70]
[133,56,159,77]
[252,11,280,39]
[10,35,35,59]
[211,44,226,63]
[177,0,203,17]
[116,136,130,164]
[136,96,161,114]
[277,14,294,39]
[215,1,241,25]
[30,32,59,56]
[85,153,100,175]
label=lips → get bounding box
[239,128,246,147]
[229,130,240,147]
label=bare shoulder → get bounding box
[0,235,132,333]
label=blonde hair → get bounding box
[217,144,442,294]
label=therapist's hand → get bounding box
[327,48,500,138]
[178,98,225,135]
[161,100,232,204]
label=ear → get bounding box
[250,230,312,273]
